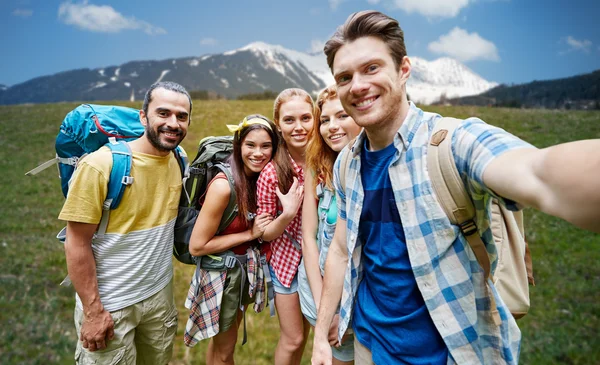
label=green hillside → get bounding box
[445,70,600,110]
[1,101,598,364]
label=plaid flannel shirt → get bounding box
[256,158,304,288]
[184,247,265,346]
[334,102,534,364]
[184,268,226,346]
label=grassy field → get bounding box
[0,101,598,364]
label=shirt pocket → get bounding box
[167,183,182,210]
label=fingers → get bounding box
[106,326,115,341]
[81,337,107,352]
[96,339,106,350]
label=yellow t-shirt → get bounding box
[59,146,183,311]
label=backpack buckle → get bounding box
[225,255,237,269]
[459,220,478,236]
[121,176,134,185]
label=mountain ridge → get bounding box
[0,42,496,105]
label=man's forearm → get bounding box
[535,140,600,232]
[65,223,104,315]
[484,140,600,233]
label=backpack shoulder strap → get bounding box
[427,117,491,280]
[105,139,134,208]
[173,146,191,204]
[96,138,134,238]
[337,138,356,193]
[214,163,238,234]
[173,146,190,179]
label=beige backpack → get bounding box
[427,117,534,322]
[338,117,534,323]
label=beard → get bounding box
[145,123,185,152]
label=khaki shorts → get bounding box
[74,281,178,365]
[219,262,255,332]
[354,336,374,365]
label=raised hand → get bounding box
[275,176,304,219]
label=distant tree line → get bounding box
[188,90,225,100]
[440,69,600,110]
[237,90,279,100]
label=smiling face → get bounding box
[332,36,409,131]
[140,87,190,155]
[277,96,314,152]
[319,97,361,152]
[241,128,273,176]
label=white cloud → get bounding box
[329,0,345,10]
[428,27,500,62]
[200,37,218,46]
[309,39,326,54]
[58,1,166,35]
[562,36,592,53]
[384,0,470,18]
[12,8,33,17]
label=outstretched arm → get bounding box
[65,221,114,352]
[484,140,600,233]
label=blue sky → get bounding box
[1,0,599,87]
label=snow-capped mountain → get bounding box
[227,42,334,90]
[0,42,496,105]
[408,57,498,104]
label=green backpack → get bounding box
[173,136,237,265]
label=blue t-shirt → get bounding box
[353,139,448,365]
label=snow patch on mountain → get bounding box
[408,57,498,104]
[228,42,495,103]
[156,70,170,83]
[238,42,334,90]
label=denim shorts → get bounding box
[269,264,299,295]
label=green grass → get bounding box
[1,102,598,364]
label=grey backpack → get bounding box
[173,136,237,265]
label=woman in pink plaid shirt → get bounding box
[256,88,315,365]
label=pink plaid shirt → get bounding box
[256,158,304,288]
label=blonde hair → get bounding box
[271,88,316,193]
[306,85,339,193]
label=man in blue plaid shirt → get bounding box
[311,10,600,365]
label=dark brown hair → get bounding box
[229,114,279,222]
[324,10,407,71]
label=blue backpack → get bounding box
[26,104,188,241]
